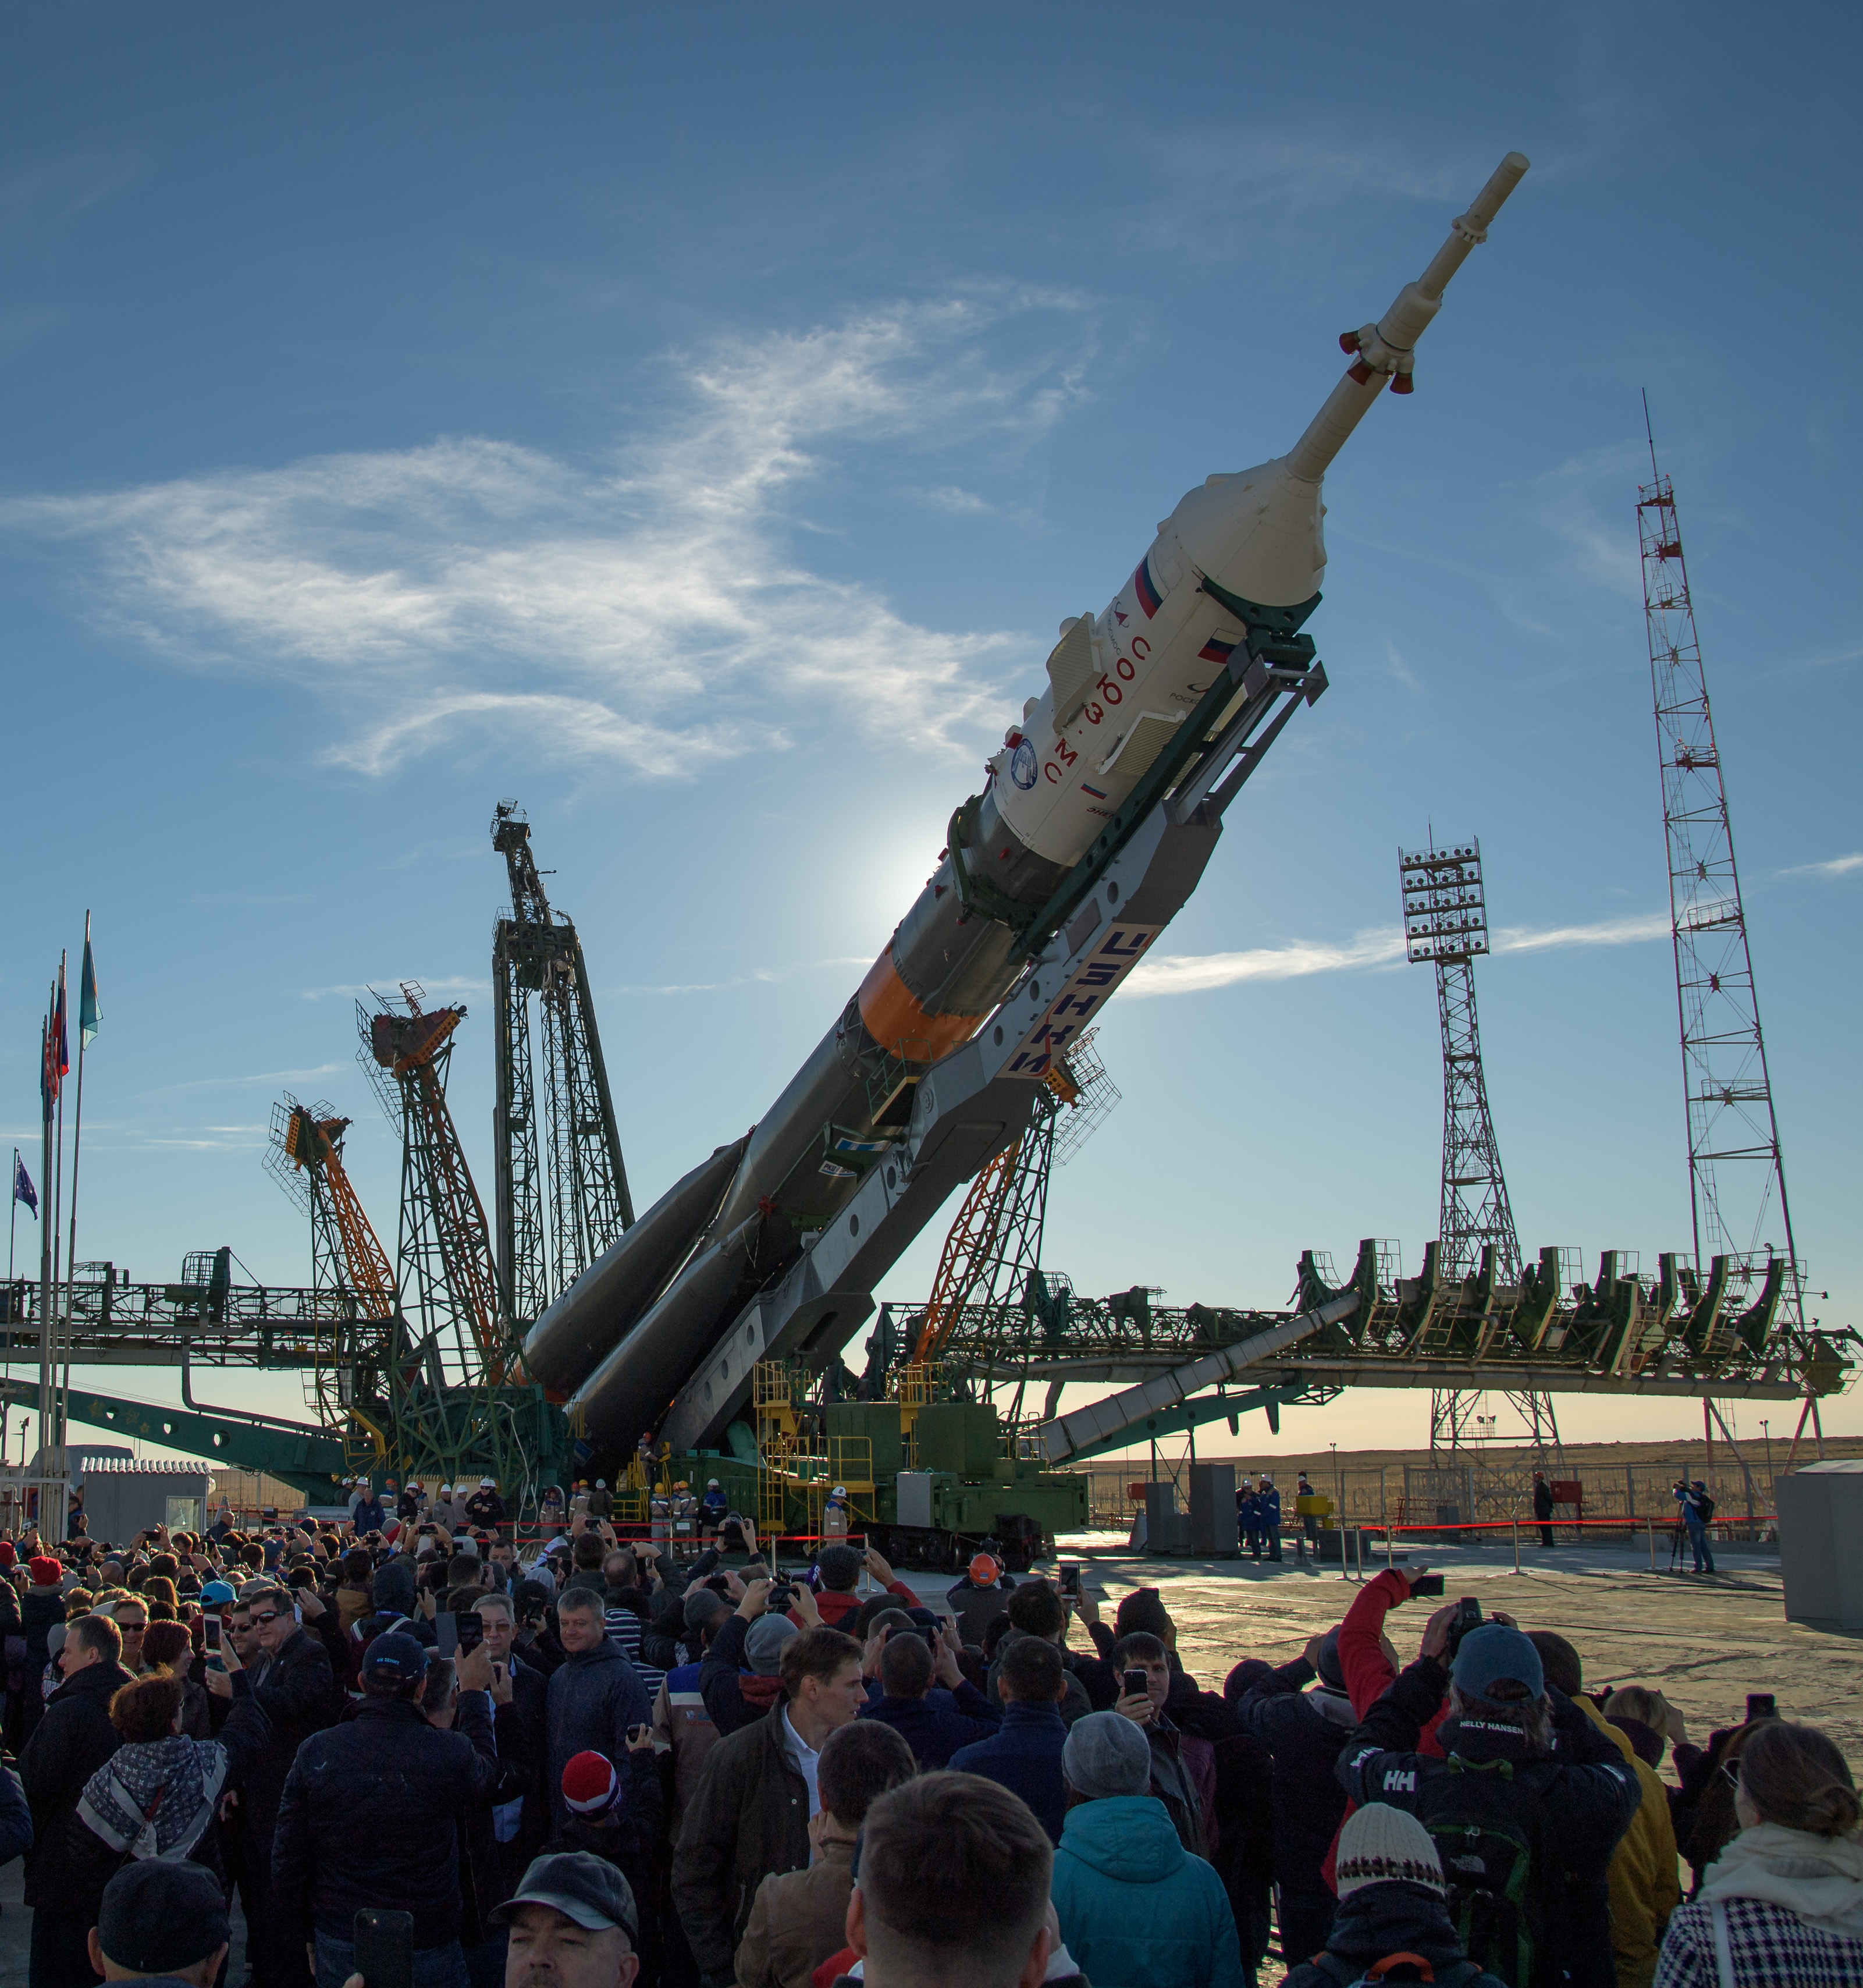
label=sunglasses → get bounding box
[118,1620,147,1633]
[249,1610,282,1626]
[1720,1762,1743,1791]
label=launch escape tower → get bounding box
[1399,840,1556,1454]
[490,801,633,1329]
[1637,435,1802,1339]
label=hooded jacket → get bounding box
[1050,1792,1245,1988]
[1655,1823,1863,1986]
[1571,1694,1680,1988]
[1282,1880,1508,1988]
[545,1635,652,1826]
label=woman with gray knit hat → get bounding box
[1281,1804,1508,1987]
[1048,1710,1244,1988]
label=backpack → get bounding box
[1421,1757,1554,1988]
[1694,1491,1716,1524]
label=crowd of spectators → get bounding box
[0,1496,1858,1988]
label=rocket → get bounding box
[524,152,1531,1451]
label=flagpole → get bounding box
[62,915,93,1491]
[37,996,55,1498]
[49,950,67,1535]
[6,1146,17,1459]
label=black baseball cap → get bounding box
[98,1861,229,1974]
[361,1630,428,1683]
[492,1851,639,1945]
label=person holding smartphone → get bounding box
[1109,1631,1208,1858]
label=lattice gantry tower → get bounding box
[1637,424,1802,1329]
[490,802,633,1330]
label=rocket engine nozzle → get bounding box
[1286,150,1528,484]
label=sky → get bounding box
[2,3,1858,1467]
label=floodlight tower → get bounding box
[1637,421,1802,1330]
[1399,840,1553,1451]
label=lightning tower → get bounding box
[1400,840,1554,1451]
[1637,417,1802,1329]
[490,802,633,1330]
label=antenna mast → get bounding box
[1637,416,1803,1327]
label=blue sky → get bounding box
[2,5,1858,1461]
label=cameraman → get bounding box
[1673,1479,1715,1575]
[1335,1608,1640,1987]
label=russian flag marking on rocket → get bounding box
[1080,782,1108,799]
[1132,557,1162,619]
[1198,635,1238,665]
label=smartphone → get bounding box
[435,1613,459,1659]
[1408,1574,1446,1598]
[1060,1564,1082,1597]
[1746,1693,1778,1723]
[353,1909,414,1988]
[203,1616,222,1652]
[456,1611,484,1653]
[626,1723,650,1745]
[1122,1667,1149,1698]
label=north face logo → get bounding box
[1382,1768,1417,1792]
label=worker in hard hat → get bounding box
[587,1477,612,1521]
[465,1476,507,1531]
[699,1477,728,1547]
[670,1479,698,1560]
[822,1484,852,1544]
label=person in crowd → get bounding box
[205,1579,335,1988]
[1527,1631,1680,1988]
[474,1591,552,1886]
[1674,1479,1716,1575]
[333,1548,377,1633]
[734,1720,915,1988]
[0,1755,31,1863]
[700,1586,797,1738]
[468,1478,509,1532]
[553,1741,663,1945]
[944,1551,1016,1646]
[1256,1476,1284,1563]
[272,1632,524,1988]
[806,1545,916,1630]
[539,1484,567,1534]
[1532,1471,1556,1549]
[1232,1627,1356,1967]
[1672,1717,1780,1895]
[1283,1802,1508,1988]
[819,1487,851,1545]
[548,1588,653,1829]
[671,1627,865,1983]
[434,1483,472,1534]
[1109,1630,1209,1858]
[514,1578,567,1681]
[63,1666,270,1936]
[1654,1718,1863,1986]
[21,1555,70,1748]
[351,1482,387,1536]
[1049,1711,1243,1988]
[1236,1478,1259,1558]
[651,1589,728,1837]
[1335,1611,1641,1988]
[492,1851,643,1988]
[858,1623,999,1768]
[87,1859,232,1988]
[846,1772,1057,1988]
[700,1481,728,1549]
[105,1596,150,1677]
[948,1635,1070,1843]
[131,1621,209,1735]
[984,1580,1097,1724]
[1603,1685,1689,1774]
[22,1611,133,1988]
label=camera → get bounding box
[1444,1596,1484,1657]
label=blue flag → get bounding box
[12,1153,36,1219]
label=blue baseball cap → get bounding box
[1450,1623,1544,1705]
[361,1631,428,1683]
[200,1581,237,1606]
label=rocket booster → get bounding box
[531,152,1530,1451]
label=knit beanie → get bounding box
[1114,1586,1173,1642]
[745,1614,798,1676]
[29,1556,61,1587]
[561,1751,620,1816]
[1062,1710,1152,1799]
[0,1540,15,1567]
[371,1557,417,1616]
[1313,1625,1346,1691]
[1335,1803,1446,1898]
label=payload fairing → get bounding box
[526,152,1531,1455]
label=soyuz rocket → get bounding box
[525,152,1531,1452]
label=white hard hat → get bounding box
[479,1477,495,1488]
[595,1479,606,1489]
[831,1486,847,1498]
[439,1484,453,1494]
[707,1479,720,1488]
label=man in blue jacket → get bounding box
[546,1589,653,1827]
[1256,1476,1283,1563]
[948,1635,1069,1842]
[858,1624,998,1769]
